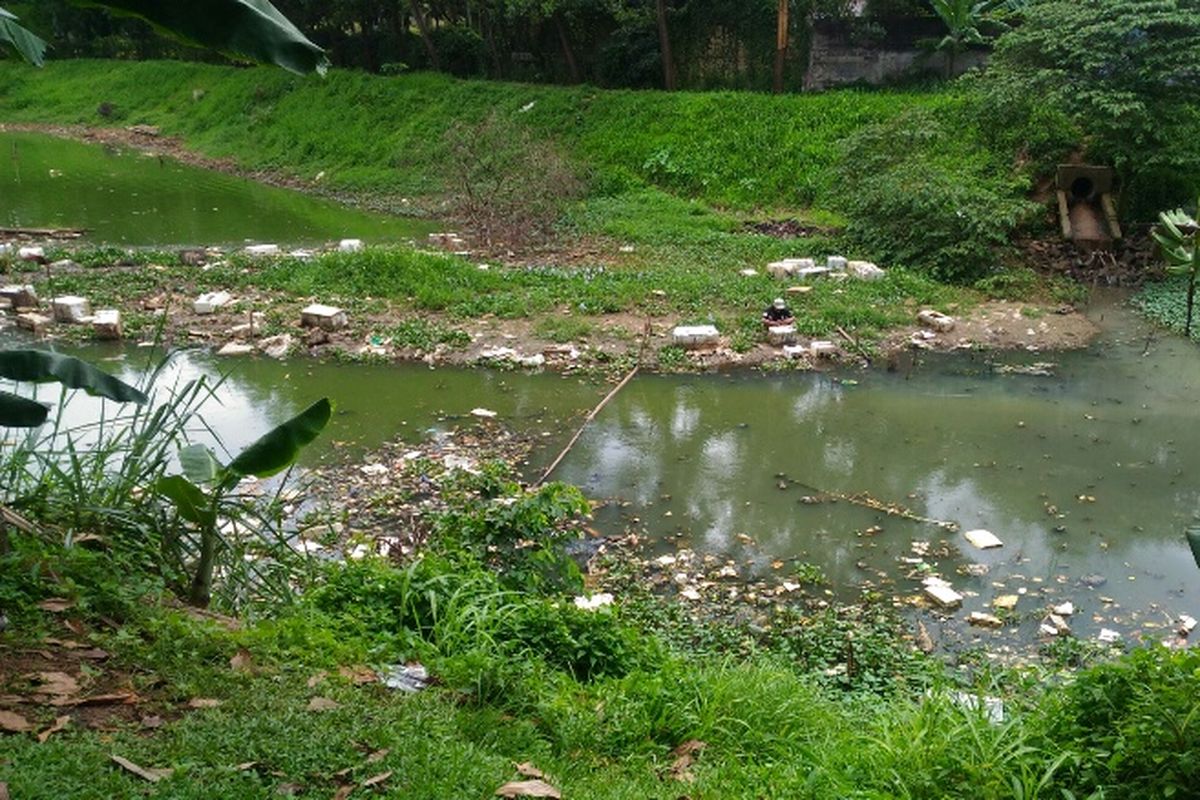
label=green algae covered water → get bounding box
[0,132,429,246]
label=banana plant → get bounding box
[1152,202,1200,336]
[155,397,331,607]
[1,0,325,74]
[1189,526,1200,571]
[928,0,1025,77]
[0,349,148,429]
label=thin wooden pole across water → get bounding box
[535,364,639,487]
[536,319,650,487]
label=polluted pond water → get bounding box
[7,292,1198,655]
[555,294,1200,653]
[0,131,430,246]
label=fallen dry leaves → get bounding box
[494,779,562,798]
[111,754,174,783]
[667,739,707,783]
[29,671,80,698]
[363,770,393,787]
[306,696,340,712]
[52,690,139,708]
[0,709,33,734]
[37,715,71,743]
[187,698,222,709]
[338,665,377,685]
[36,598,75,612]
[229,648,256,673]
[514,762,544,779]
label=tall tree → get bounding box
[0,0,326,73]
[654,0,675,90]
[773,0,789,94]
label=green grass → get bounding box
[0,61,955,211]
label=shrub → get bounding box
[837,107,1036,282]
[979,0,1200,220]
[499,600,646,682]
[444,112,585,247]
[1043,646,1200,798]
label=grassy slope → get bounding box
[0,60,954,209]
[0,61,978,346]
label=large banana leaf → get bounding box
[77,0,327,75]
[0,6,48,66]
[0,389,51,428]
[180,443,222,485]
[1188,526,1200,571]
[154,475,217,527]
[226,398,332,479]
[0,349,148,405]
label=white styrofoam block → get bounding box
[827,255,848,271]
[964,529,1004,549]
[194,291,232,315]
[18,246,45,261]
[767,261,795,280]
[924,583,964,609]
[92,309,123,340]
[0,284,38,307]
[783,345,808,360]
[810,340,837,357]
[919,310,956,332]
[847,260,886,281]
[244,244,280,257]
[52,295,92,324]
[767,325,797,345]
[672,325,720,348]
[795,265,831,280]
[338,239,364,253]
[300,303,348,330]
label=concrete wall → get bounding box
[803,17,988,91]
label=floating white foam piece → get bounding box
[1180,614,1197,635]
[300,303,348,330]
[52,295,92,324]
[968,612,1003,628]
[471,408,498,419]
[672,325,719,348]
[1052,601,1075,617]
[216,342,255,356]
[194,291,232,314]
[338,238,364,253]
[964,529,1003,549]
[1098,628,1122,644]
[924,583,963,609]
[244,244,280,257]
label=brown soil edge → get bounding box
[1,122,1102,373]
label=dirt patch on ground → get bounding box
[882,300,1100,356]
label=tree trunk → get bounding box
[188,527,216,608]
[1187,270,1196,336]
[409,0,441,71]
[555,14,581,84]
[655,0,677,91]
[773,0,789,94]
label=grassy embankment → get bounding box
[0,61,995,353]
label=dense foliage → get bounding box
[979,0,1200,220]
[4,0,940,90]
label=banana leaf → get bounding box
[1188,526,1200,571]
[0,389,51,428]
[226,398,332,479]
[154,475,217,528]
[0,6,48,66]
[180,443,222,485]
[0,350,148,405]
[76,0,327,75]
